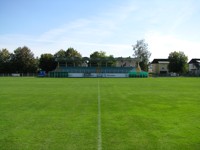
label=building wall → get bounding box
[152,63,169,74]
[189,63,200,75]
[159,64,169,74]
[116,60,136,67]
[152,64,159,74]
[189,64,197,71]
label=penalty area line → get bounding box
[97,79,102,150]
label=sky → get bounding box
[0,0,200,61]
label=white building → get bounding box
[151,59,169,75]
[188,59,200,76]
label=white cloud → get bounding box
[1,0,200,61]
[168,1,196,33]
[37,19,92,42]
[24,1,137,56]
[145,31,200,61]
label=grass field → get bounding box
[0,77,200,150]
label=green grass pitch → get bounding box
[0,77,200,150]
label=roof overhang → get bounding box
[158,61,169,64]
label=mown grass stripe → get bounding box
[97,79,102,150]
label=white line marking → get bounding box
[97,79,102,150]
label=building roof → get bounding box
[151,59,169,64]
[55,57,141,62]
[188,59,200,64]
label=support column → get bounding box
[57,62,60,68]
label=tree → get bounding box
[90,51,106,58]
[66,47,82,58]
[89,51,115,67]
[39,53,57,73]
[0,48,11,73]
[11,46,37,73]
[89,51,106,67]
[54,49,66,66]
[168,51,188,74]
[106,55,115,67]
[54,49,66,58]
[132,39,151,71]
[65,47,82,66]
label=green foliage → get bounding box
[133,39,151,71]
[54,49,66,65]
[107,55,115,67]
[54,49,66,58]
[0,46,84,73]
[0,49,11,73]
[66,47,82,58]
[90,51,106,58]
[39,53,57,72]
[90,51,115,67]
[0,78,200,149]
[0,48,10,63]
[65,48,82,66]
[168,51,188,74]
[12,46,37,73]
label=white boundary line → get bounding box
[97,79,102,150]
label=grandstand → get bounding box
[49,57,148,78]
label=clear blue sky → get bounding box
[1,0,200,61]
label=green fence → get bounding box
[129,71,148,78]
[49,72,68,78]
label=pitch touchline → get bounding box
[97,79,102,150]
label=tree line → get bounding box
[0,46,117,74]
[0,39,189,74]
